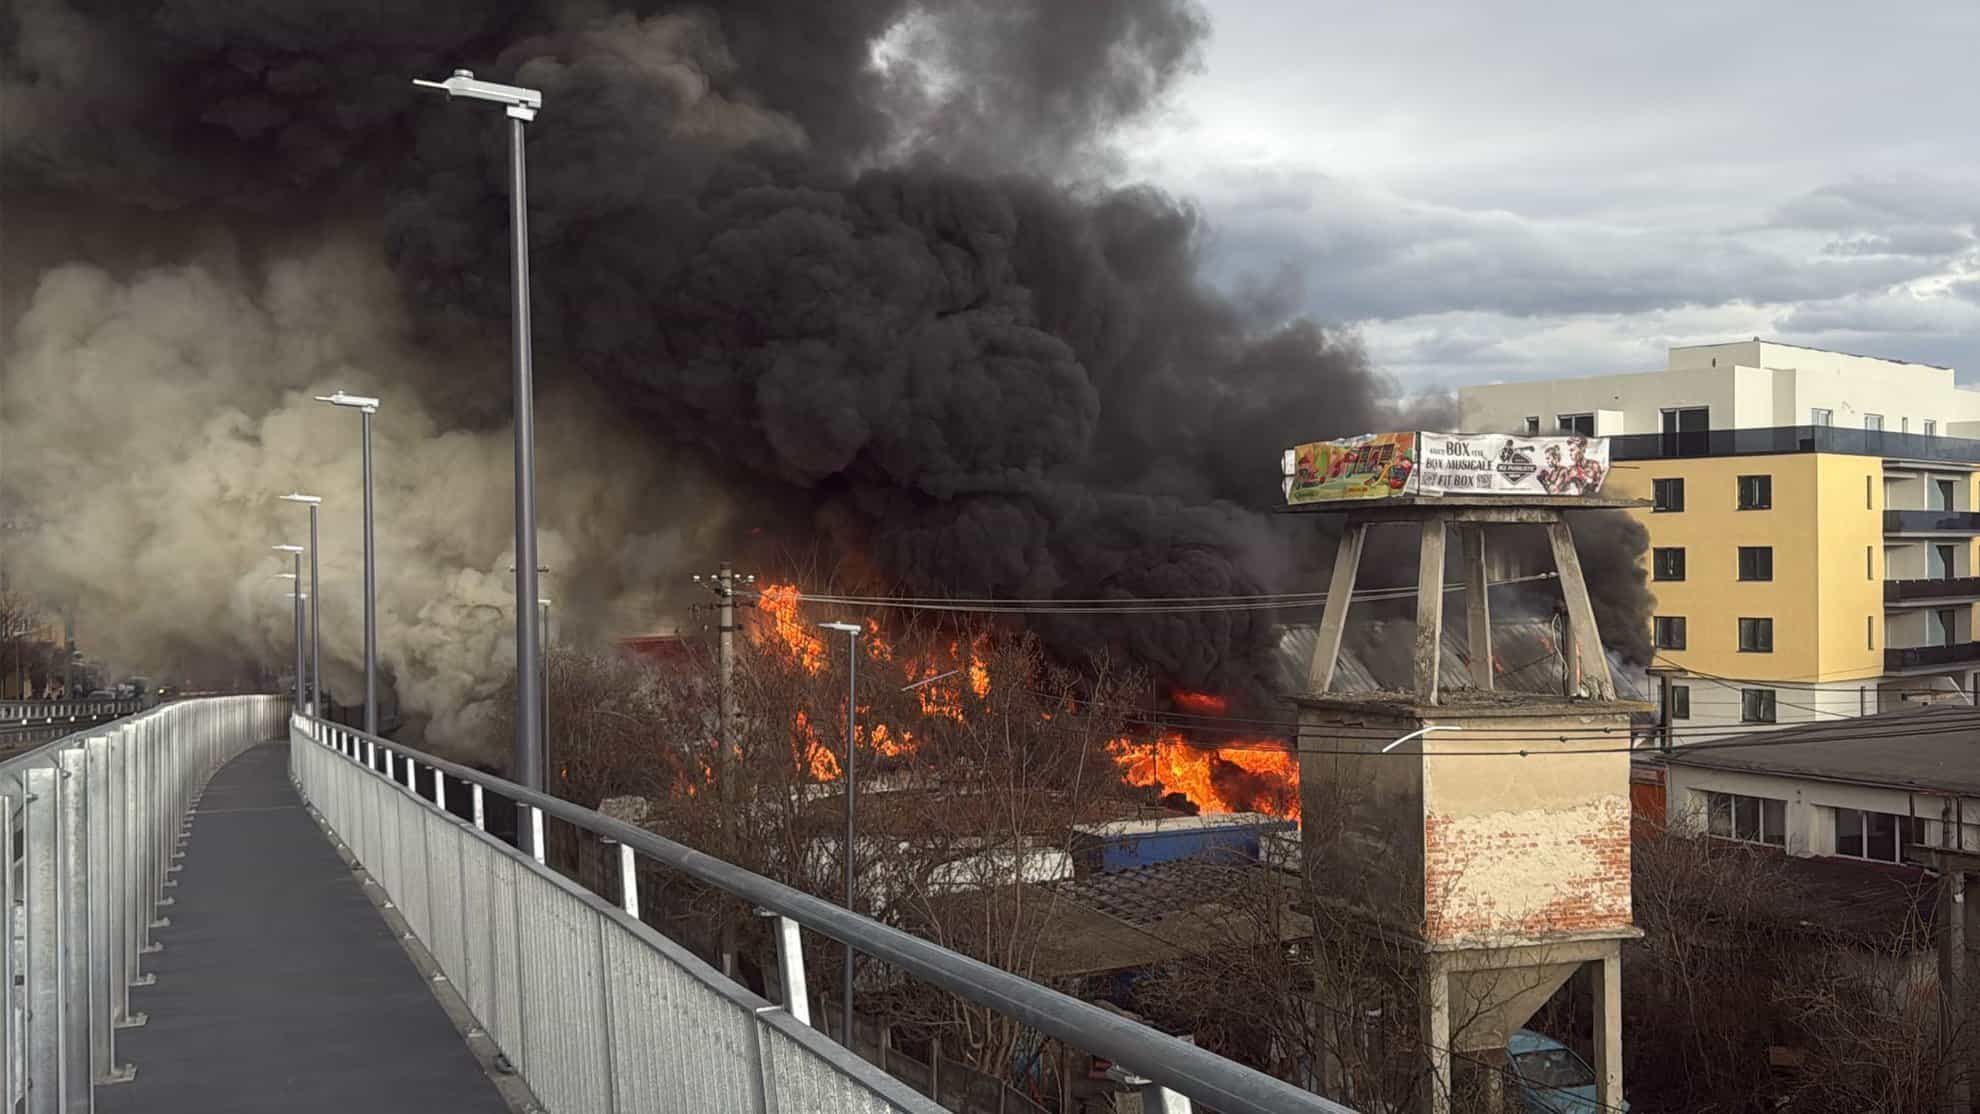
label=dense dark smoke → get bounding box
[2,0,1642,746]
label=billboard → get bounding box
[1280,432,1418,504]
[1281,432,1609,503]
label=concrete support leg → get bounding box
[1421,954,1452,1114]
[1546,520,1615,700]
[1307,523,1367,693]
[1413,518,1449,703]
[1461,527,1492,690]
[1592,949,1624,1114]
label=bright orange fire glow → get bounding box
[968,635,992,698]
[794,710,840,781]
[754,584,827,674]
[1108,732,1300,820]
[1171,689,1229,716]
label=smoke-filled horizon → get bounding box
[0,1,1643,757]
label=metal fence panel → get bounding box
[424,810,466,986]
[515,865,612,1114]
[601,912,761,1114]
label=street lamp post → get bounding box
[820,619,863,1049]
[273,549,304,711]
[281,494,323,714]
[416,69,547,847]
[314,390,381,734]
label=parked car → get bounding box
[1508,1029,1626,1113]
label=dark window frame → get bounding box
[1737,546,1773,582]
[1652,547,1687,581]
[1653,616,1687,650]
[1653,478,1685,513]
[1738,617,1775,653]
[1740,688,1777,723]
[1737,474,1772,510]
[1670,684,1691,720]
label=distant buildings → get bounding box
[1462,340,1980,731]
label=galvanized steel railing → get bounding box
[0,700,145,728]
[290,715,1357,1114]
[3,695,288,1113]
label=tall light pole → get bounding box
[273,550,304,711]
[416,69,547,843]
[281,493,323,715]
[315,390,380,734]
[820,619,863,1048]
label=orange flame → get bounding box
[1108,732,1300,820]
[794,709,840,781]
[968,634,992,698]
[753,584,827,674]
[1171,689,1228,716]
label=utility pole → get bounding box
[696,563,755,976]
[1658,672,1674,753]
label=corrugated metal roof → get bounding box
[1278,617,1649,700]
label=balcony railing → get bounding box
[1886,577,1980,603]
[1885,641,1980,671]
[1884,510,1980,534]
[1609,425,1980,463]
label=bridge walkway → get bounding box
[97,742,507,1114]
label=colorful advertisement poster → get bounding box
[1280,432,1419,503]
[1415,432,1610,496]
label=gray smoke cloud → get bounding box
[2,0,1638,752]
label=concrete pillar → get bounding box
[1413,518,1448,703]
[1592,949,1623,1114]
[1462,527,1493,690]
[1421,954,1452,1114]
[1944,870,1970,1114]
[1308,524,1367,693]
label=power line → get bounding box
[745,573,1562,615]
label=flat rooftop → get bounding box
[1662,703,1980,796]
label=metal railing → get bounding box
[2,694,288,1113]
[290,715,1355,1114]
[0,700,144,727]
[1608,424,1980,463]
[1886,576,1980,603]
[1885,641,1980,672]
[1884,509,1980,534]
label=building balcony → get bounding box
[1610,425,1980,463]
[1885,510,1980,535]
[1886,576,1980,604]
[1885,641,1980,673]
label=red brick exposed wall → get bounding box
[1421,799,1632,943]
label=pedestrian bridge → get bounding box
[1,696,1353,1114]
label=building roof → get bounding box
[1661,703,1980,796]
[1279,617,1651,702]
[1022,859,1312,977]
[1670,337,1951,371]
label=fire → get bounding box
[864,618,893,663]
[1171,689,1228,716]
[1108,732,1301,820]
[753,584,827,674]
[793,710,840,781]
[967,635,991,698]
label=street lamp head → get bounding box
[279,493,322,506]
[271,544,305,554]
[274,573,299,580]
[314,390,380,414]
[819,621,863,635]
[413,69,542,121]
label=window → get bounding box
[1653,477,1685,512]
[1933,543,1956,580]
[1902,417,1910,433]
[1833,807,1922,863]
[1737,546,1773,581]
[1738,617,1774,652]
[1934,608,1958,647]
[1741,688,1777,723]
[1865,413,1885,431]
[1670,684,1691,720]
[1702,790,1786,846]
[1868,615,1875,650]
[1926,420,1939,437]
[1653,547,1686,581]
[1523,416,1540,435]
[1654,616,1687,650]
[1557,413,1595,436]
[1866,475,1873,509]
[1810,407,1833,426]
[1660,407,1710,457]
[1737,474,1772,510]
[1867,546,1875,580]
[1936,479,1957,512]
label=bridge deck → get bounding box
[100,742,508,1114]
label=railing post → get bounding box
[55,750,90,1112]
[763,911,812,1027]
[471,784,485,831]
[616,842,639,918]
[24,764,63,1114]
[1,794,15,1111]
[83,737,130,1083]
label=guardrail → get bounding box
[1885,640,1980,672]
[0,699,144,727]
[290,715,1355,1114]
[3,694,288,1113]
[1886,576,1980,603]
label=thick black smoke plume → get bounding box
[2,0,1643,734]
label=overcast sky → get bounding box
[1129,0,1980,391]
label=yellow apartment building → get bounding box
[1461,340,1980,730]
